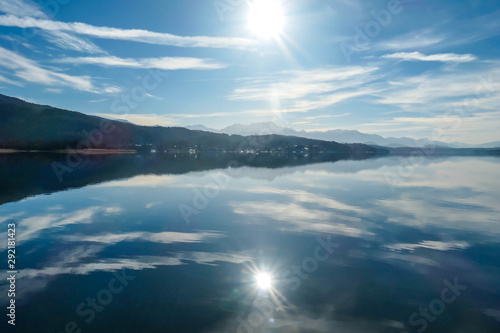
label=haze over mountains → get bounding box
[187,123,500,148]
[0,94,383,155]
[0,93,498,152]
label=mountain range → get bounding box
[1,93,497,153]
[0,94,384,156]
[187,123,500,148]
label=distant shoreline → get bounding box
[0,149,136,154]
[0,147,498,157]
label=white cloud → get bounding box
[170,109,274,119]
[376,160,500,231]
[88,98,107,103]
[91,113,175,127]
[305,113,351,120]
[230,67,376,101]
[383,51,477,63]
[229,66,378,113]
[64,231,224,245]
[246,187,368,214]
[375,66,500,106]
[0,0,45,18]
[375,29,445,51]
[0,1,105,54]
[385,241,469,252]
[102,85,122,94]
[146,93,163,100]
[42,30,105,54]
[0,46,95,91]
[172,251,253,266]
[230,201,371,237]
[0,73,22,86]
[14,251,253,279]
[12,206,123,244]
[360,64,500,143]
[17,256,184,278]
[96,174,176,188]
[359,112,500,144]
[0,14,258,50]
[56,55,227,70]
[290,89,376,112]
[0,47,135,94]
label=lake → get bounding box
[1,153,499,332]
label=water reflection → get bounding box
[0,155,499,332]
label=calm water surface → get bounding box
[1,155,499,332]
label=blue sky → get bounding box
[0,0,499,144]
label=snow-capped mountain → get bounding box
[186,122,452,148]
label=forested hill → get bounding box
[0,93,386,155]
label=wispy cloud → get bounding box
[146,93,163,100]
[230,200,369,237]
[246,187,368,214]
[0,0,105,54]
[0,14,259,50]
[385,240,469,252]
[375,29,445,51]
[0,46,95,91]
[0,46,128,94]
[304,113,350,120]
[229,66,378,113]
[13,206,123,244]
[95,174,176,188]
[0,0,45,19]
[89,98,107,103]
[383,52,477,63]
[292,89,376,112]
[358,110,500,144]
[91,113,175,127]
[374,66,500,107]
[0,73,22,86]
[375,11,500,53]
[64,231,224,245]
[102,85,122,94]
[351,62,500,143]
[230,67,376,101]
[56,56,227,70]
[42,30,104,54]
[45,87,62,93]
[170,109,274,119]
[0,34,35,50]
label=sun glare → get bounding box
[255,272,272,290]
[248,0,284,38]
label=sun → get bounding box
[255,272,273,290]
[247,0,284,38]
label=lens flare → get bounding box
[248,0,284,38]
[255,272,272,290]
